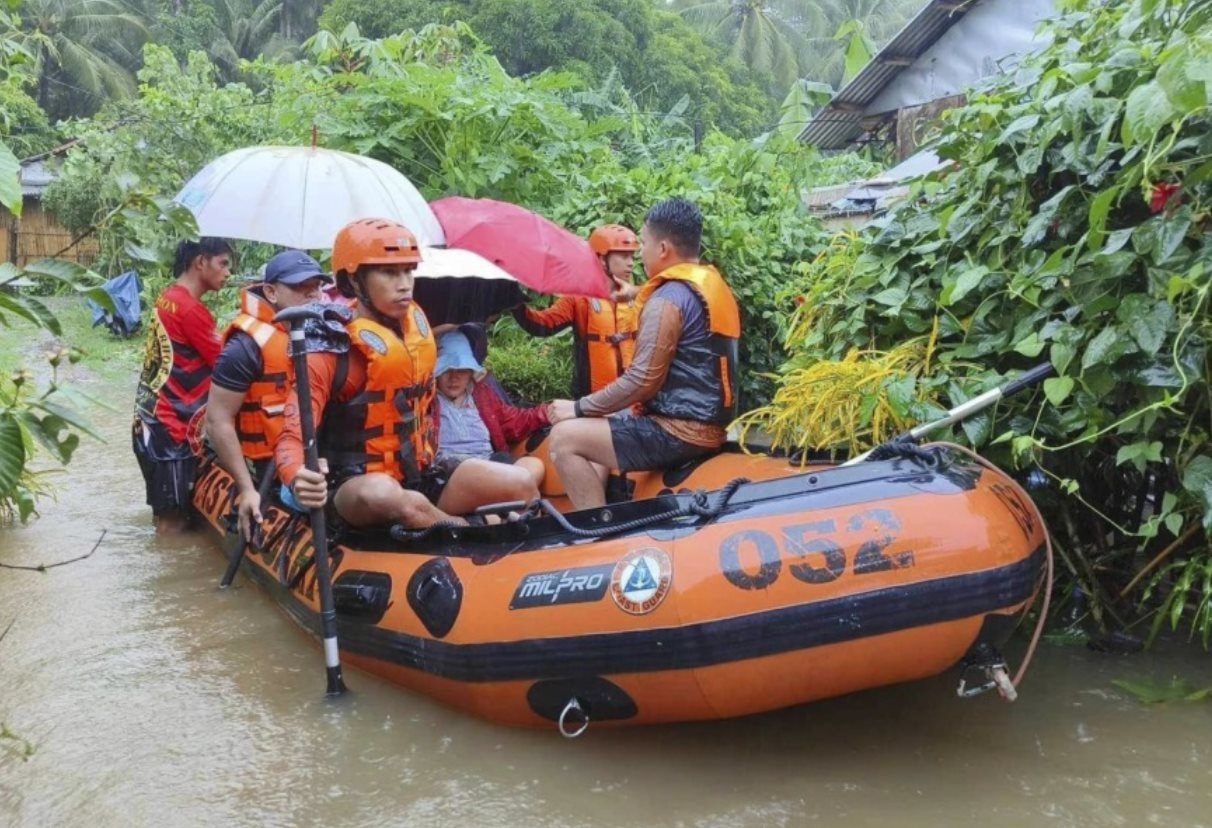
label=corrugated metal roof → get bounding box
[797,0,978,149]
[20,159,57,197]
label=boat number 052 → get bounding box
[718,507,915,590]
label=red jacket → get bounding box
[466,378,549,451]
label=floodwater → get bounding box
[2,371,1211,828]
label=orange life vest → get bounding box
[635,263,741,424]
[321,309,438,485]
[222,288,291,461]
[581,297,638,393]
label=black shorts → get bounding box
[132,419,198,516]
[609,415,715,473]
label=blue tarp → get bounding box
[88,270,142,337]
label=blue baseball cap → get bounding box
[264,251,331,286]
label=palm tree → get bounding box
[675,0,926,93]
[18,0,149,116]
[278,0,323,39]
[209,0,290,80]
[674,0,825,95]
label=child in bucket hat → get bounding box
[434,330,550,487]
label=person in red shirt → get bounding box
[133,237,233,533]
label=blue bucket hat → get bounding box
[264,250,331,286]
[435,330,485,378]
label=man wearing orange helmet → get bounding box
[276,218,539,529]
[513,223,640,398]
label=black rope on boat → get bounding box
[864,438,943,469]
[389,519,471,544]
[388,477,752,545]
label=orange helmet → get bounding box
[332,218,421,297]
[588,224,638,256]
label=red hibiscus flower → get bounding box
[1150,182,1181,214]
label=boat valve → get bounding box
[558,697,590,739]
[956,659,1018,702]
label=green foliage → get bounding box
[149,0,221,61]
[773,0,1212,636]
[0,7,55,160]
[0,261,108,524]
[0,78,54,158]
[484,316,573,404]
[316,1,776,137]
[43,44,266,285]
[317,0,442,39]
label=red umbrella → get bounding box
[431,197,610,299]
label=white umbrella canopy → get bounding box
[174,146,446,249]
[414,246,515,281]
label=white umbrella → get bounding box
[415,247,515,281]
[174,146,445,249]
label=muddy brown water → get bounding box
[2,369,1211,827]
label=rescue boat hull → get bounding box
[193,445,1045,729]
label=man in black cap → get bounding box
[204,250,330,540]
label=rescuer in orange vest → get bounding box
[277,219,538,529]
[513,224,640,397]
[205,250,329,540]
[547,199,741,509]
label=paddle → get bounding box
[219,459,277,588]
[275,304,347,696]
[845,363,1055,466]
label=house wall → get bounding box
[866,0,1056,115]
[1,198,100,269]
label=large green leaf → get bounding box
[1157,42,1208,113]
[1182,455,1212,530]
[1086,187,1118,252]
[1123,80,1176,144]
[13,295,62,336]
[0,413,26,497]
[0,139,20,217]
[1082,326,1128,371]
[1117,295,1174,355]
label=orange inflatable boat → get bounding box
[194,439,1047,732]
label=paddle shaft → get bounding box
[219,459,278,588]
[844,363,1054,466]
[287,324,347,696]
